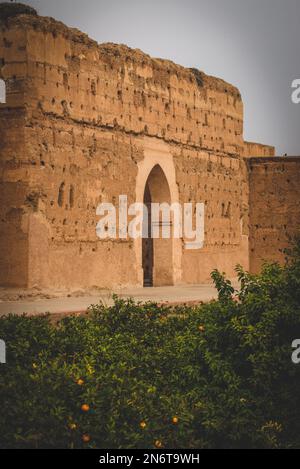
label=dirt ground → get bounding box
[0,284,221,317]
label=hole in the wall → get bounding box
[0,79,6,103]
[221,202,232,218]
[91,80,96,96]
[61,100,69,116]
[221,203,225,217]
[69,185,75,208]
[226,202,232,218]
[58,182,65,207]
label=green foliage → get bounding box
[1,240,300,449]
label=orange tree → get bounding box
[0,240,300,449]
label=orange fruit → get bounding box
[198,325,205,332]
[155,440,163,449]
[172,416,179,425]
[81,404,90,412]
[77,379,84,386]
[140,421,147,429]
[69,423,77,430]
[82,434,91,443]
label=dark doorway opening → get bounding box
[142,165,173,288]
[142,182,153,287]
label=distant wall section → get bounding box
[248,157,300,273]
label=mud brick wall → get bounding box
[19,15,245,156]
[243,141,275,158]
[0,18,29,286]
[25,123,141,289]
[248,157,300,273]
[0,7,279,289]
[0,108,29,286]
[174,149,250,283]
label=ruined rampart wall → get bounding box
[243,141,275,158]
[18,14,245,156]
[0,9,278,289]
[0,22,30,286]
[248,157,300,273]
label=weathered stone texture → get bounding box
[248,157,300,273]
[19,14,245,156]
[0,106,29,286]
[243,141,275,158]
[0,6,298,290]
[174,149,249,283]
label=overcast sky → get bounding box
[2,0,300,155]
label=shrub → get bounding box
[0,241,300,449]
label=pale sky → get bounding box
[1,0,300,155]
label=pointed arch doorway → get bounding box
[142,164,173,287]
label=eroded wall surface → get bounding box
[0,9,280,289]
[248,157,300,273]
[243,141,275,158]
[0,107,29,286]
[174,148,250,283]
[0,22,30,286]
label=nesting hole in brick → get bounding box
[63,73,68,87]
[91,80,96,96]
[58,182,65,207]
[222,202,232,218]
[69,185,75,208]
